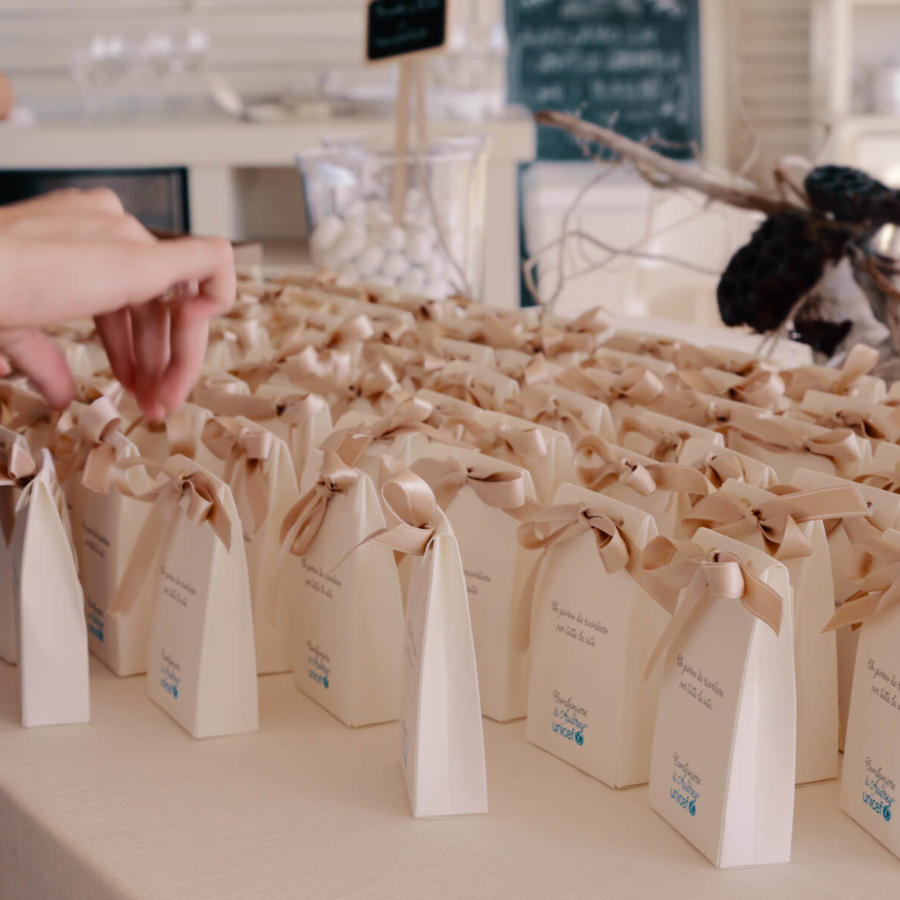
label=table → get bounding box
[0,658,895,900]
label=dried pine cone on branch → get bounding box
[533,110,900,371]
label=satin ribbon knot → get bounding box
[640,536,783,678]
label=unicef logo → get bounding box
[884,804,892,823]
[323,675,330,690]
[172,685,178,699]
[575,730,584,746]
[688,801,697,817]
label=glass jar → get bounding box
[297,136,488,301]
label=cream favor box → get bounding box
[524,484,664,788]
[677,438,777,490]
[791,466,900,750]
[647,530,795,867]
[201,415,301,674]
[10,449,90,727]
[0,427,40,665]
[116,455,258,739]
[618,408,725,462]
[829,529,900,859]
[723,415,871,483]
[417,390,575,504]
[70,403,159,677]
[574,435,711,539]
[376,462,487,818]
[278,449,403,728]
[411,447,538,722]
[684,480,868,784]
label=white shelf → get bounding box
[0,658,897,898]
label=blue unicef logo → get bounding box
[884,804,892,823]
[575,730,584,746]
[323,675,330,690]
[172,685,178,698]
[688,801,697,817]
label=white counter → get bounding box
[0,658,895,899]
[0,113,536,310]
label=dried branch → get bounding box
[535,110,796,217]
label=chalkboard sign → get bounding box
[367,0,448,62]
[506,0,702,160]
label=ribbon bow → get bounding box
[426,369,504,411]
[823,522,900,632]
[506,389,594,443]
[559,365,666,408]
[201,417,275,534]
[515,503,635,648]
[316,314,376,349]
[0,429,37,487]
[411,457,529,513]
[329,396,436,467]
[619,416,692,463]
[575,435,711,498]
[436,414,549,465]
[52,396,127,489]
[640,536,783,678]
[280,346,354,396]
[783,344,881,402]
[812,407,900,441]
[192,376,277,419]
[277,451,360,562]
[719,416,863,471]
[694,452,747,489]
[726,370,786,410]
[683,485,870,560]
[110,460,232,616]
[857,463,900,494]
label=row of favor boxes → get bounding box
[3,270,900,868]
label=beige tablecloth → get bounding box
[0,659,896,899]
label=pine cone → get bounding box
[717,211,847,333]
[804,165,900,225]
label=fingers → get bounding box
[129,299,171,422]
[0,329,74,409]
[156,297,211,412]
[94,308,136,392]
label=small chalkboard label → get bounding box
[366,0,448,63]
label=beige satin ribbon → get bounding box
[280,346,354,396]
[574,435,711,498]
[437,415,549,466]
[0,430,37,486]
[719,416,863,470]
[857,463,900,494]
[619,416,692,463]
[276,451,360,573]
[209,319,266,359]
[327,396,437,467]
[426,369,505,411]
[823,520,900,632]
[810,407,900,441]
[192,376,277,419]
[110,459,232,616]
[52,396,126,489]
[723,370,786,410]
[506,389,595,442]
[601,333,681,362]
[201,417,275,534]
[558,365,667,408]
[640,536,783,678]
[516,504,634,648]
[519,354,558,388]
[411,457,529,513]
[783,344,881,401]
[74,376,125,407]
[693,451,747,489]
[683,485,870,560]
[317,314,376,349]
[0,378,52,429]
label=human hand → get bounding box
[0,196,234,419]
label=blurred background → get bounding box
[0,0,894,330]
